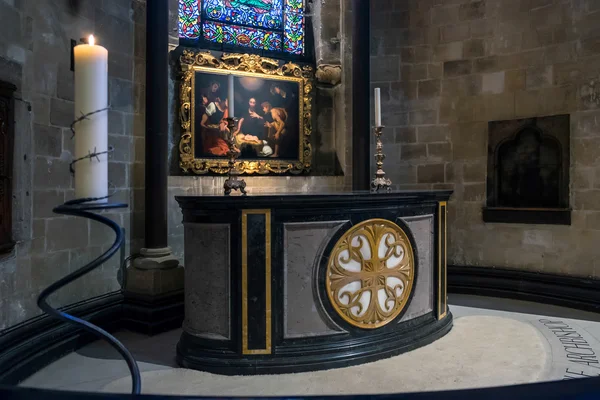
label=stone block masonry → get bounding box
[0,0,145,330]
[370,0,600,278]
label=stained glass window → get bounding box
[179,0,305,56]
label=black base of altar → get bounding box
[177,311,452,375]
[176,191,452,375]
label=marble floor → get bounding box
[20,294,600,395]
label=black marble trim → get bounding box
[177,311,452,375]
[245,213,268,351]
[448,265,600,313]
[231,213,243,354]
[176,191,453,214]
[448,265,600,312]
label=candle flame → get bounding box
[88,35,95,46]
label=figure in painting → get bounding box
[269,107,287,157]
[228,82,297,158]
[234,98,264,141]
[200,94,230,156]
[194,72,299,161]
[201,81,222,104]
[270,83,294,109]
[261,101,274,137]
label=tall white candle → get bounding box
[374,87,382,127]
[74,35,108,202]
[228,74,235,118]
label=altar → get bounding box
[175,190,452,374]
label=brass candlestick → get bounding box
[371,125,392,192]
[223,117,247,196]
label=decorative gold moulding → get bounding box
[326,219,415,329]
[178,50,314,175]
[438,201,447,320]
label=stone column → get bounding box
[126,0,183,299]
[351,0,371,190]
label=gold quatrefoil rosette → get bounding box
[326,219,415,329]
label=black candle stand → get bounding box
[36,199,141,394]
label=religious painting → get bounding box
[179,50,313,175]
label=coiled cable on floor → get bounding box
[36,198,141,395]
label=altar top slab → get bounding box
[176,190,453,211]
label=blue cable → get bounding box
[36,199,141,395]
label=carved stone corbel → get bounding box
[315,63,342,87]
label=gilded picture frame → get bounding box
[179,50,313,175]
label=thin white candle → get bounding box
[74,34,108,202]
[374,87,382,127]
[228,74,235,118]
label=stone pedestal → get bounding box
[126,263,184,297]
[126,246,182,296]
[133,247,180,270]
[123,264,184,334]
[123,248,184,335]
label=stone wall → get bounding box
[164,0,353,259]
[0,0,144,329]
[371,0,600,277]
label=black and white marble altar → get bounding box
[176,191,452,375]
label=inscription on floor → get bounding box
[534,319,600,380]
